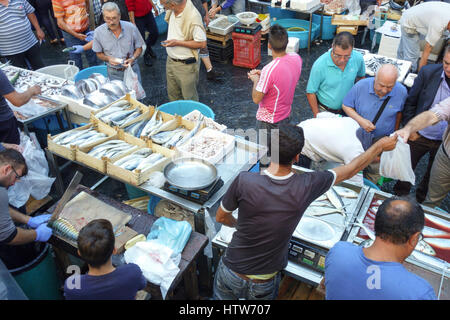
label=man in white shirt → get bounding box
[397,1,450,72]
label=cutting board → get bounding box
[56,191,137,253]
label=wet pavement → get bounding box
[38,21,449,212]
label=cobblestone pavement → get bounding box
[40,26,449,212]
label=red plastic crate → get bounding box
[232,31,261,69]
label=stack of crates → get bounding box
[207,39,234,64]
[232,30,261,69]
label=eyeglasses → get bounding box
[331,50,351,60]
[11,166,21,181]
[418,232,424,242]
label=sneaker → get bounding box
[206,68,224,81]
[144,54,153,67]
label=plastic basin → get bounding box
[312,14,336,40]
[159,100,215,119]
[36,64,79,81]
[271,19,319,49]
[74,65,108,82]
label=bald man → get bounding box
[342,64,408,184]
[324,196,436,300]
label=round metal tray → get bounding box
[163,157,218,191]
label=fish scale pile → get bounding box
[97,102,204,148]
[52,126,108,148]
[113,148,168,172]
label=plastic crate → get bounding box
[207,39,234,63]
[312,13,336,40]
[232,31,261,69]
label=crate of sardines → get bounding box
[47,122,116,160]
[91,94,150,125]
[347,188,450,297]
[106,144,175,186]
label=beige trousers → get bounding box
[423,146,450,209]
[166,57,200,102]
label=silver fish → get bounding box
[120,158,142,170]
[137,156,167,172]
[77,133,108,148]
[148,118,179,137]
[164,128,188,148]
[141,108,159,137]
[115,111,141,127]
[53,127,91,144]
[132,120,148,137]
[108,109,136,124]
[305,206,343,217]
[416,240,437,256]
[326,187,346,215]
[60,129,96,145]
[135,153,164,171]
[96,106,127,119]
[151,128,184,144]
[174,115,203,147]
[333,186,359,198]
[423,226,450,238]
[423,238,450,250]
[108,100,130,109]
[425,214,450,233]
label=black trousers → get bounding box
[34,0,63,40]
[4,42,45,71]
[135,12,159,55]
[393,135,442,203]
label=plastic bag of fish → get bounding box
[51,126,110,148]
[112,148,168,172]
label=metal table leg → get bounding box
[63,108,73,130]
[90,176,109,190]
[308,12,313,53]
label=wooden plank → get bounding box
[291,282,314,300]
[26,195,53,215]
[276,276,300,300]
[331,15,368,26]
[308,287,325,300]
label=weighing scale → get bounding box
[233,22,262,35]
[163,177,224,205]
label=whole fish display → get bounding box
[423,226,450,239]
[124,119,148,137]
[174,115,203,147]
[325,187,346,215]
[87,140,135,159]
[147,118,179,138]
[141,109,162,137]
[135,153,165,171]
[113,110,141,127]
[332,186,359,199]
[113,148,153,170]
[151,128,185,145]
[163,128,188,148]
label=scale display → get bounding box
[163,177,224,205]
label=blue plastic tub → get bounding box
[268,7,296,20]
[156,12,168,35]
[74,65,108,82]
[159,100,215,119]
[312,14,336,40]
[271,19,319,49]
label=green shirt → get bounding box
[306,49,365,110]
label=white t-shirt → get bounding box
[400,2,450,46]
[166,10,206,60]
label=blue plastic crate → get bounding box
[159,100,215,119]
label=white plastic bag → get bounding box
[124,240,180,299]
[379,136,416,185]
[124,65,146,100]
[8,133,55,207]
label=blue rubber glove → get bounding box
[85,31,94,42]
[35,224,53,242]
[72,45,84,54]
[27,214,51,229]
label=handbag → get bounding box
[356,96,391,151]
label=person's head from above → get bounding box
[269,124,305,166]
[373,64,398,98]
[0,149,27,189]
[268,25,288,55]
[374,196,425,259]
[102,2,121,31]
[443,44,450,79]
[77,219,116,268]
[331,32,354,68]
[159,0,185,11]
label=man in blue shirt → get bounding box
[342,64,408,184]
[324,196,436,300]
[306,32,365,117]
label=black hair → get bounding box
[270,124,305,165]
[77,219,115,268]
[269,24,288,53]
[444,44,450,57]
[332,32,355,50]
[374,196,424,244]
[0,149,28,176]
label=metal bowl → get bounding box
[100,81,125,97]
[61,84,83,100]
[163,157,218,190]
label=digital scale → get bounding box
[163,177,224,205]
[233,22,262,35]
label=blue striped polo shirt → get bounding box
[0,0,38,56]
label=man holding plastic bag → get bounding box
[92,2,146,99]
[395,97,450,209]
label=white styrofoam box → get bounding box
[377,34,401,59]
[268,37,299,56]
[290,0,321,11]
[176,128,235,165]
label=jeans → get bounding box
[221,0,245,15]
[4,42,45,71]
[62,30,98,70]
[135,12,159,56]
[213,258,281,300]
[397,27,423,73]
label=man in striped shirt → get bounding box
[248,25,302,165]
[52,0,98,70]
[0,0,45,70]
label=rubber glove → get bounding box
[72,45,85,54]
[85,31,95,42]
[27,214,51,229]
[35,224,53,242]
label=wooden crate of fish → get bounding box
[106,144,175,186]
[75,134,139,173]
[176,127,236,164]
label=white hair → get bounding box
[102,2,121,15]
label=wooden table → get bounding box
[48,185,209,300]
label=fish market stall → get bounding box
[347,188,450,300]
[212,165,369,286]
[363,53,412,83]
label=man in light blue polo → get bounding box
[342,64,408,183]
[306,32,365,117]
[92,2,144,82]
